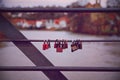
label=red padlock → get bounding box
[64,40,68,49]
[45,43,49,50]
[43,41,46,50]
[42,40,49,50]
[61,40,67,49]
[56,41,63,53]
[47,40,51,48]
[54,39,58,48]
[56,47,63,52]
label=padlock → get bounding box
[56,41,63,53]
[43,41,46,50]
[45,40,49,49]
[62,40,65,49]
[64,40,68,49]
[42,40,49,50]
[71,40,78,52]
[54,39,58,48]
[78,40,82,49]
[62,40,68,49]
[47,40,51,48]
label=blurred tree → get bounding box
[107,0,120,35]
[107,0,120,8]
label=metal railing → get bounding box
[0,8,120,12]
[0,66,120,72]
[0,39,120,42]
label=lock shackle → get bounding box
[55,39,58,44]
[72,40,76,44]
[47,39,50,44]
[64,40,67,44]
[77,40,82,44]
[43,40,47,44]
[61,39,64,44]
[58,40,61,48]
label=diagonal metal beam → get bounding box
[0,14,68,80]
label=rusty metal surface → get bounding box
[0,14,67,80]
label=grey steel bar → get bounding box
[0,8,120,12]
[0,39,120,42]
[0,14,67,80]
[0,66,120,72]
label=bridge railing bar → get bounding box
[0,39,120,42]
[0,8,120,12]
[0,66,120,72]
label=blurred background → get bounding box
[0,0,120,80]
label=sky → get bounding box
[1,0,107,8]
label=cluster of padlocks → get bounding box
[42,40,82,52]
